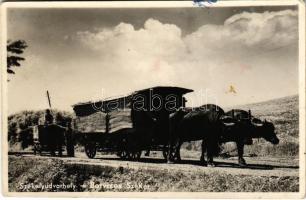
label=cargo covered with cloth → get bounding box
[73,112,107,133]
[108,109,133,133]
[73,109,132,134]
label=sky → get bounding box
[7,6,299,114]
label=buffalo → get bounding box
[222,109,279,166]
[169,107,280,167]
[167,104,245,167]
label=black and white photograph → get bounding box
[1,0,305,197]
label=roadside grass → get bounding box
[219,139,299,158]
[8,156,67,192]
[8,156,298,192]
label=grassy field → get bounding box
[8,156,298,192]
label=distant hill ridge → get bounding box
[226,95,298,116]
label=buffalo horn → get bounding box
[254,122,263,127]
[224,122,235,126]
[252,118,264,127]
[221,116,235,126]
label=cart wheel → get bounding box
[85,142,96,159]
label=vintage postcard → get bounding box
[1,0,305,198]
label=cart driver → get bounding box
[45,109,54,125]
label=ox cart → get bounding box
[72,86,193,160]
[32,124,74,157]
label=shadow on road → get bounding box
[93,156,299,170]
[10,151,298,171]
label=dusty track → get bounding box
[10,152,299,177]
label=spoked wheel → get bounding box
[85,142,96,159]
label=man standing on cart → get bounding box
[44,109,54,125]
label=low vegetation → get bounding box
[9,156,298,192]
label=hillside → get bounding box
[227,95,299,138]
[223,95,299,157]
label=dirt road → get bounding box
[13,152,299,177]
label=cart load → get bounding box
[72,86,193,159]
[73,109,132,133]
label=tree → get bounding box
[7,40,28,75]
